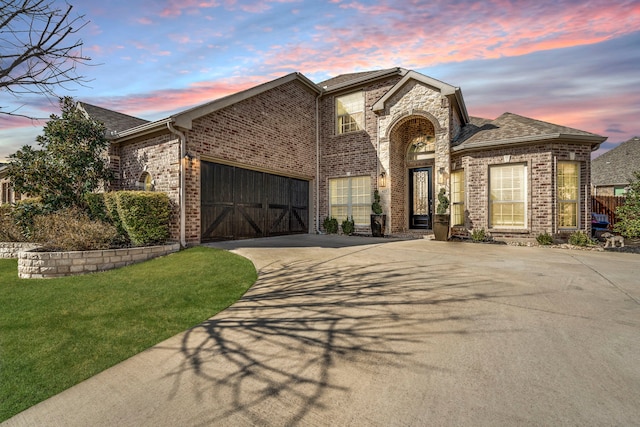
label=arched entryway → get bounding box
[388,115,438,232]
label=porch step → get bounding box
[387,230,434,240]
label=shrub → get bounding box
[86,192,129,246]
[371,190,383,215]
[0,205,22,242]
[341,216,355,235]
[536,232,554,245]
[12,198,45,241]
[436,188,450,215]
[31,207,118,251]
[470,228,487,242]
[323,216,338,234]
[614,171,640,239]
[85,192,109,223]
[568,230,595,246]
[104,192,128,240]
[116,191,170,246]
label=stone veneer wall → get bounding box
[0,242,41,259]
[377,80,452,233]
[18,243,180,279]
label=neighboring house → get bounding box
[0,165,17,206]
[591,136,640,196]
[50,68,608,244]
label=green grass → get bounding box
[0,246,256,422]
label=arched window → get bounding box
[138,172,154,191]
[407,135,435,161]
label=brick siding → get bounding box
[111,80,317,245]
[452,143,593,240]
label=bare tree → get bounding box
[0,0,91,118]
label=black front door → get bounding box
[409,167,433,229]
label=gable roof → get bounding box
[112,72,320,140]
[592,136,640,186]
[318,68,406,93]
[77,102,149,134]
[453,112,606,152]
[371,70,469,123]
[172,72,320,130]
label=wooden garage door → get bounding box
[201,161,309,241]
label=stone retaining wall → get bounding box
[0,242,41,259]
[18,243,181,279]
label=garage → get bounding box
[201,161,310,241]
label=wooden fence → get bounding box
[591,196,627,228]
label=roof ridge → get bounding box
[78,102,149,122]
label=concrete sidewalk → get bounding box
[4,235,640,426]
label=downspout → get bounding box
[167,122,187,248]
[315,92,322,234]
[553,156,557,235]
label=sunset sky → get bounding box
[1,0,639,162]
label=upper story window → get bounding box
[336,91,364,134]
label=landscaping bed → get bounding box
[18,243,180,278]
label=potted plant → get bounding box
[341,216,355,235]
[433,188,450,241]
[370,190,386,237]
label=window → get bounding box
[451,170,465,226]
[138,172,154,191]
[329,176,371,225]
[557,161,580,229]
[407,135,436,161]
[336,92,364,134]
[490,164,527,228]
[614,186,627,196]
[1,182,12,205]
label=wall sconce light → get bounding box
[184,152,194,161]
[379,171,387,187]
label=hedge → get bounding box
[115,191,170,246]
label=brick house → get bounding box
[77,67,605,245]
[0,165,18,206]
[591,136,640,196]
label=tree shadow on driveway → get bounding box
[162,251,528,426]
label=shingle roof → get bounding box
[316,68,404,91]
[592,136,640,186]
[453,112,605,151]
[317,70,382,88]
[78,102,149,133]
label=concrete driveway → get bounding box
[4,235,640,426]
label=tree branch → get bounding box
[0,0,91,114]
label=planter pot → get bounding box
[433,214,450,241]
[370,214,387,237]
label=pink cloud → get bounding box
[0,115,45,131]
[137,17,153,25]
[89,75,270,119]
[159,0,220,17]
[470,90,640,147]
[337,1,395,15]
[255,0,640,78]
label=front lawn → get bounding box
[0,246,256,422]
